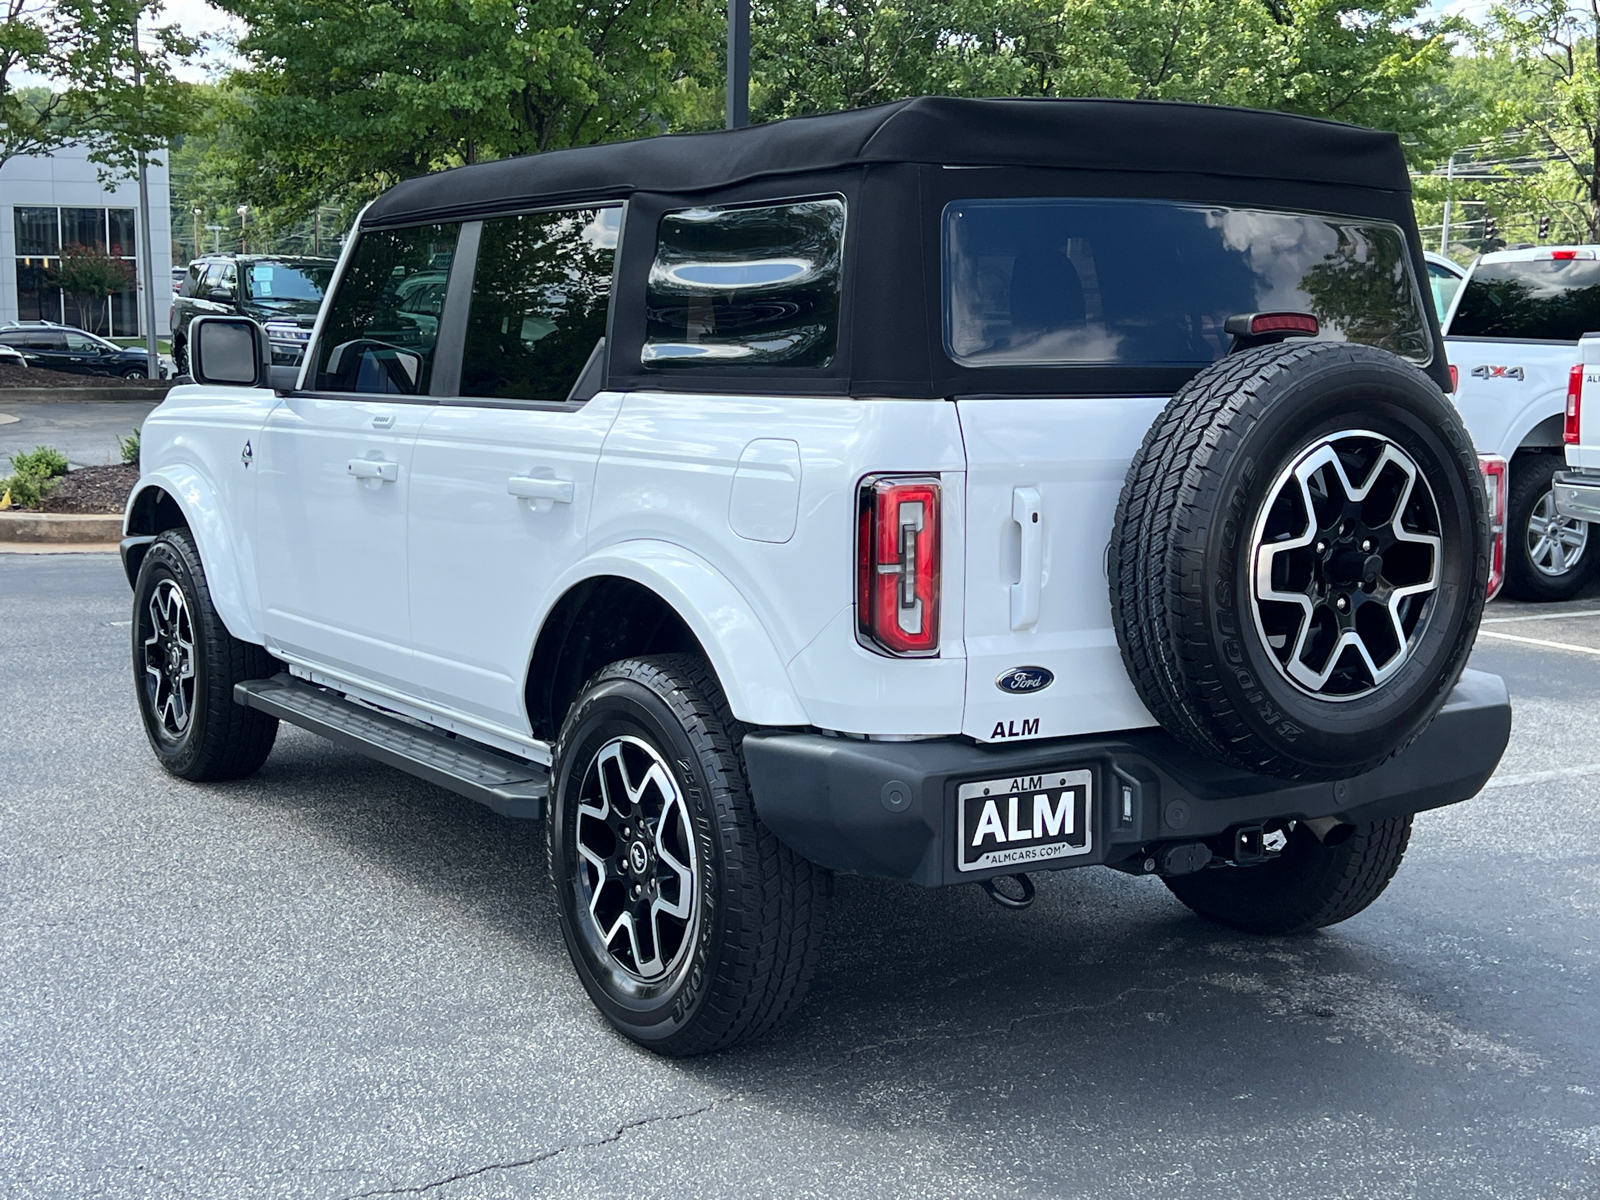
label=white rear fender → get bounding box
[551,540,810,727]
[125,466,259,644]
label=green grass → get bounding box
[108,337,173,355]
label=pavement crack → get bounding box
[342,1094,734,1198]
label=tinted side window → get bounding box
[1450,259,1600,341]
[461,208,618,402]
[643,197,845,369]
[313,224,460,395]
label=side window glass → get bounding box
[462,208,618,402]
[202,263,225,291]
[643,197,845,368]
[64,332,100,352]
[313,223,460,395]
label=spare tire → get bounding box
[1110,341,1487,781]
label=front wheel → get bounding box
[548,654,829,1056]
[1164,817,1412,934]
[132,529,279,780]
[1504,452,1596,601]
[121,367,148,380]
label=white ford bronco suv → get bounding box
[123,98,1512,1056]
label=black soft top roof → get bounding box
[362,96,1411,228]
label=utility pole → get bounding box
[132,11,161,378]
[726,0,749,130]
[1440,152,1457,255]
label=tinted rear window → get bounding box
[1449,260,1600,341]
[944,199,1430,368]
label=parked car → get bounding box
[1424,251,1466,321]
[170,254,336,373]
[1443,246,1600,600]
[0,322,167,379]
[172,265,187,293]
[124,98,1510,1056]
[0,342,27,368]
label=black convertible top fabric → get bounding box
[362,97,1411,228]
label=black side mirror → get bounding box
[190,316,270,387]
[208,286,235,302]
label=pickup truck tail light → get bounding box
[857,475,940,656]
[1479,454,1507,600]
[1566,364,1584,444]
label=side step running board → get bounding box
[235,673,548,819]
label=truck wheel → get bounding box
[548,654,829,1056]
[1110,342,1487,781]
[1504,452,1595,601]
[1164,816,1412,934]
[172,336,187,376]
[132,529,279,780]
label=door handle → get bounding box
[507,476,574,504]
[1010,486,1043,631]
[348,458,398,482]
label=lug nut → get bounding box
[1315,541,1327,555]
[1335,594,1349,612]
[1360,539,1372,553]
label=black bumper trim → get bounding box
[744,668,1510,887]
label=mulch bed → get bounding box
[28,464,140,514]
[0,363,169,390]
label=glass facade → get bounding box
[12,206,141,336]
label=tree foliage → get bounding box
[0,0,198,173]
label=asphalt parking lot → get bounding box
[1,553,1597,1199]
[0,399,159,473]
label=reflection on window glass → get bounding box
[644,197,844,368]
[313,224,459,394]
[1449,260,1600,341]
[462,208,618,401]
[247,261,333,304]
[1427,263,1462,320]
[14,208,59,256]
[60,208,107,254]
[944,199,1430,367]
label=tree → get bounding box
[52,244,133,333]
[0,0,198,174]
[210,0,721,221]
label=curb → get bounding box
[0,511,122,543]
[0,385,172,404]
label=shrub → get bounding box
[0,444,71,510]
[119,428,140,466]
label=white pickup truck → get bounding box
[1445,246,1600,600]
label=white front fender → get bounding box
[125,465,259,644]
[553,540,811,727]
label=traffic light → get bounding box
[1484,214,1498,240]
[1539,214,1552,240]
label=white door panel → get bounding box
[254,396,426,692]
[957,397,1160,743]
[406,395,622,728]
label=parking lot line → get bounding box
[1481,609,1600,624]
[1476,629,1600,656]
[1485,762,1600,788]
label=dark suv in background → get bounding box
[170,255,336,374]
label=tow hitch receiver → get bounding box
[1232,825,1267,863]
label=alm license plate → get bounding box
[956,768,1093,873]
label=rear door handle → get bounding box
[507,476,574,504]
[348,458,398,482]
[1010,486,1043,630]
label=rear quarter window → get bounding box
[1449,259,1600,341]
[943,199,1431,368]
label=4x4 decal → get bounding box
[1471,364,1525,380]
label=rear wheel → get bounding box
[121,367,148,380]
[132,529,279,780]
[1504,452,1595,601]
[1165,817,1412,934]
[548,654,829,1056]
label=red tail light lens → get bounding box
[857,475,940,656]
[1479,454,1507,600]
[1566,364,1584,444]
[1448,364,1459,393]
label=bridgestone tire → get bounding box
[132,529,279,781]
[1110,342,1487,780]
[548,654,830,1056]
[1503,451,1596,602]
[1164,817,1412,935]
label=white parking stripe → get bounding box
[1481,608,1600,624]
[1486,762,1600,789]
[1476,629,1600,656]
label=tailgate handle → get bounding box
[1010,486,1043,630]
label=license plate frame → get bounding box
[955,767,1093,873]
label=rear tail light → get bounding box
[1566,364,1584,444]
[857,474,941,656]
[1479,454,1507,600]
[1448,364,1458,393]
[1222,311,1320,337]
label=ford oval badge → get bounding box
[996,666,1054,694]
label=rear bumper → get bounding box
[1553,470,1600,522]
[744,668,1510,887]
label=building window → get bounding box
[12,206,141,336]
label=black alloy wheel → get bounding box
[548,655,828,1056]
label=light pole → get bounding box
[205,224,224,253]
[237,204,249,253]
[1440,152,1457,255]
[192,207,202,261]
[726,0,749,130]
[132,10,161,377]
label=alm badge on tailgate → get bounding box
[956,768,1093,872]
